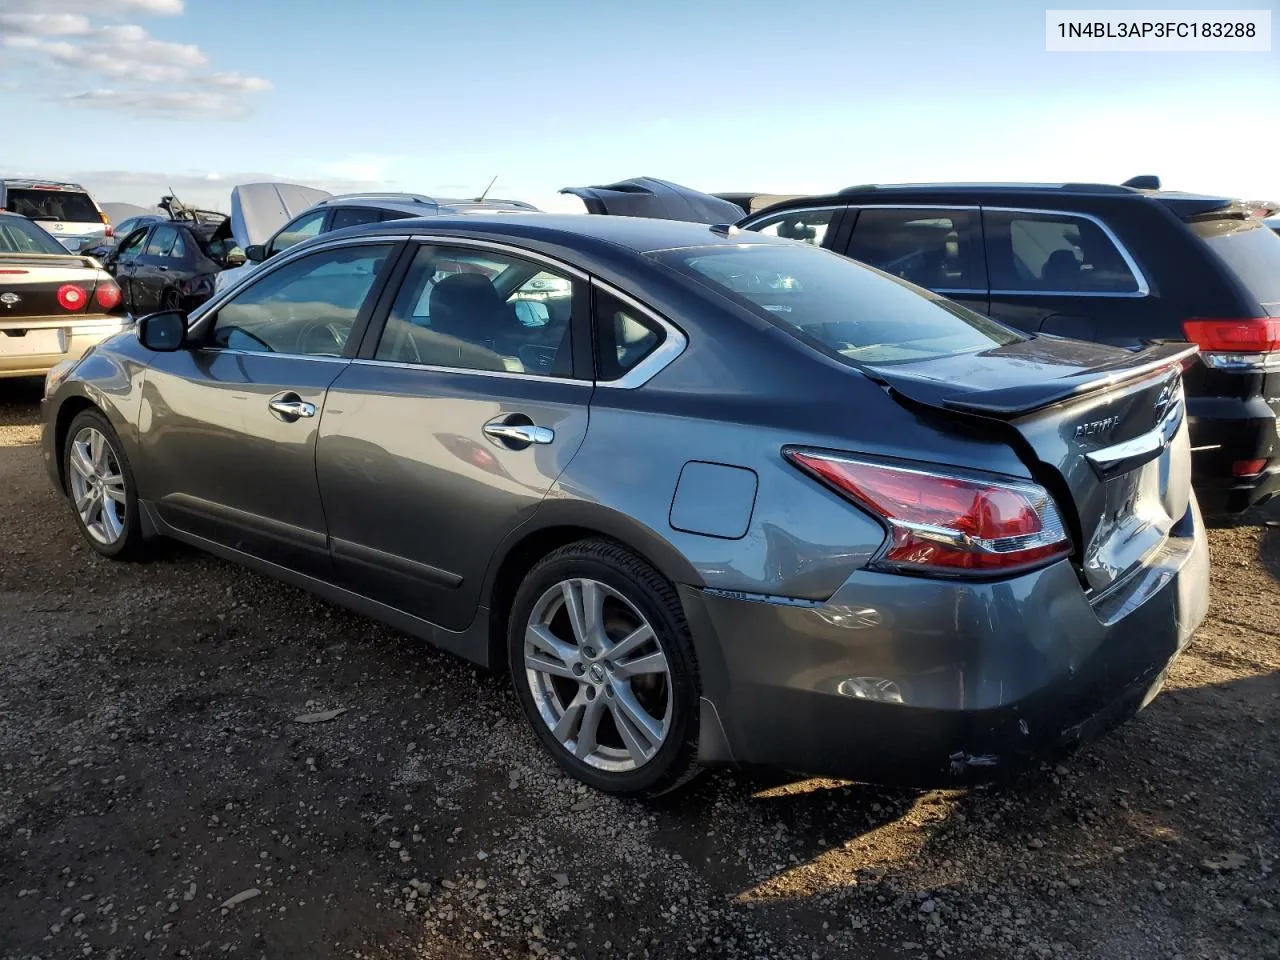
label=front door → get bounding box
[131,223,182,314]
[108,226,149,314]
[135,240,401,577]
[316,241,593,631]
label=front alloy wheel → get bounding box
[68,425,127,546]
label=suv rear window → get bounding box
[1190,217,1280,312]
[658,243,1023,366]
[5,189,99,223]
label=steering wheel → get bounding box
[296,321,347,357]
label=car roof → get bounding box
[319,212,787,255]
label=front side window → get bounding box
[984,211,1139,294]
[659,242,1023,367]
[210,243,393,356]
[846,208,980,291]
[0,216,70,255]
[268,210,325,256]
[373,245,576,377]
[747,208,837,247]
[115,228,149,259]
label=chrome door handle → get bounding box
[269,395,316,421]
[483,420,554,446]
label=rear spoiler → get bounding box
[938,342,1197,418]
[0,252,98,270]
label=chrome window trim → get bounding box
[349,357,592,386]
[399,233,591,282]
[981,206,1150,298]
[191,347,352,364]
[590,278,688,390]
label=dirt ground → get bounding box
[1,377,1277,960]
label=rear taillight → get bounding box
[786,452,1072,575]
[94,281,121,311]
[1183,317,1280,371]
[1233,458,1268,478]
[56,284,87,311]
[104,224,114,238]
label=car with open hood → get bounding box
[0,211,127,379]
[43,212,1207,796]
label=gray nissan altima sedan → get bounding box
[41,213,1209,796]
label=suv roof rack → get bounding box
[838,181,1142,196]
[1,178,87,190]
[320,192,439,205]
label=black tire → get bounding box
[507,538,703,798]
[62,408,148,561]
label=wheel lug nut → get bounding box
[583,646,596,659]
[572,663,586,676]
[585,687,596,700]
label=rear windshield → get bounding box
[5,188,100,223]
[656,243,1024,365]
[1191,217,1280,312]
[0,216,70,255]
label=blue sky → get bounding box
[1,0,1277,211]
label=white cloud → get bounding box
[0,0,269,119]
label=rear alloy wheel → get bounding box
[63,410,146,559]
[508,539,702,797]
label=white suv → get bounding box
[0,179,110,252]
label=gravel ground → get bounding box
[1,378,1277,960]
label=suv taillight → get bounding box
[785,451,1072,575]
[1183,317,1280,371]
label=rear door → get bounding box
[316,240,593,633]
[981,207,1163,346]
[842,206,990,315]
[138,240,401,578]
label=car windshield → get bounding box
[5,189,100,223]
[657,243,1024,365]
[0,216,71,255]
[1190,217,1280,311]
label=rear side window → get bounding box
[329,206,384,230]
[0,216,68,255]
[594,290,665,381]
[747,208,837,247]
[5,189,99,223]
[659,242,1022,366]
[984,211,1140,294]
[1190,217,1280,311]
[846,208,980,291]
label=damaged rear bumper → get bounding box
[681,499,1209,787]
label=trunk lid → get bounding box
[560,177,744,224]
[873,337,1196,595]
[0,254,104,321]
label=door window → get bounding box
[329,206,385,230]
[144,225,179,257]
[115,228,149,259]
[984,211,1140,294]
[267,210,326,256]
[747,208,837,246]
[210,243,394,356]
[373,245,577,377]
[847,209,980,291]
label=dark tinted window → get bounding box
[595,290,664,381]
[984,211,1139,294]
[211,244,392,355]
[660,243,1022,366]
[5,189,99,223]
[1191,217,1280,308]
[329,206,384,230]
[748,208,837,247]
[375,245,576,377]
[116,228,148,258]
[847,208,980,290]
[0,216,68,254]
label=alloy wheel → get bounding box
[523,578,672,772]
[67,426,128,546]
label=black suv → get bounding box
[736,180,1280,515]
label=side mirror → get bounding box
[137,311,187,352]
[244,244,267,263]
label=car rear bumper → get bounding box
[682,499,1209,786]
[1187,394,1280,514]
[0,317,129,379]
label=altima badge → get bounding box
[0,292,20,308]
[1075,415,1120,439]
